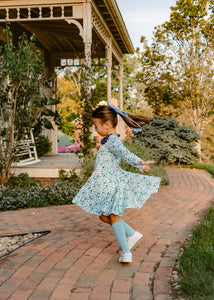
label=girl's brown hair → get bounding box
[92,105,151,128]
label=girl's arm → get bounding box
[107,135,147,171]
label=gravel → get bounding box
[0,232,42,258]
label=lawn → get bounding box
[176,205,214,299]
[175,162,214,299]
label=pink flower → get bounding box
[58,146,79,153]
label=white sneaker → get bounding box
[119,252,132,263]
[127,231,143,249]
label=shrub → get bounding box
[8,173,38,188]
[35,135,52,157]
[58,169,80,182]
[0,181,81,211]
[78,152,96,184]
[120,140,169,185]
[132,116,200,165]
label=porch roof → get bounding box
[94,0,134,54]
[0,0,134,65]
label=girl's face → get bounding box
[92,118,111,136]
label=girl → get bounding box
[73,105,161,263]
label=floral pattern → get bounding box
[73,134,161,216]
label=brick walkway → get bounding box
[0,167,213,300]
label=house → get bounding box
[0,0,134,181]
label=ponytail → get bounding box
[92,105,151,129]
[120,112,151,128]
[108,105,151,129]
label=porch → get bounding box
[11,153,82,184]
[0,0,134,182]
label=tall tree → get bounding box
[138,0,214,155]
[123,54,148,114]
[57,73,81,137]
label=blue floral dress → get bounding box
[73,134,161,216]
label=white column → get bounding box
[106,37,112,104]
[118,60,125,140]
[119,60,123,110]
[83,2,92,99]
[84,41,92,99]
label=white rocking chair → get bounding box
[12,129,41,166]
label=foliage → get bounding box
[59,122,75,138]
[57,75,80,138]
[56,55,151,157]
[122,54,149,115]
[0,180,81,211]
[57,62,107,157]
[35,135,52,157]
[0,26,60,186]
[58,169,80,182]
[78,152,96,184]
[8,173,38,188]
[200,115,214,163]
[120,140,169,185]
[138,0,214,140]
[191,162,214,178]
[177,206,214,298]
[132,116,200,165]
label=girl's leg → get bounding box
[99,214,111,224]
[122,220,143,249]
[110,214,131,261]
[121,220,135,237]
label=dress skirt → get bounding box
[72,134,161,217]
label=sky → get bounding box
[116,0,177,49]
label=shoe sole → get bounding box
[119,258,132,263]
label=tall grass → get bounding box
[191,162,214,178]
[178,206,214,299]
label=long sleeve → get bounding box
[107,135,144,171]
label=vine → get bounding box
[76,73,100,157]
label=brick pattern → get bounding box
[0,167,213,299]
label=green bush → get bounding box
[58,169,80,182]
[120,140,169,185]
[35,135,52,157]
[8,173,38,188]
[132,116,200,165]
[0,181,81,211]
[78,152,96,184]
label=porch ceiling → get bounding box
[18,20,105,58]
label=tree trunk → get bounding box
[195,139,202,162]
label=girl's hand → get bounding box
[139,160,155,173]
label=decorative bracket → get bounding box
[66,19,83,40]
